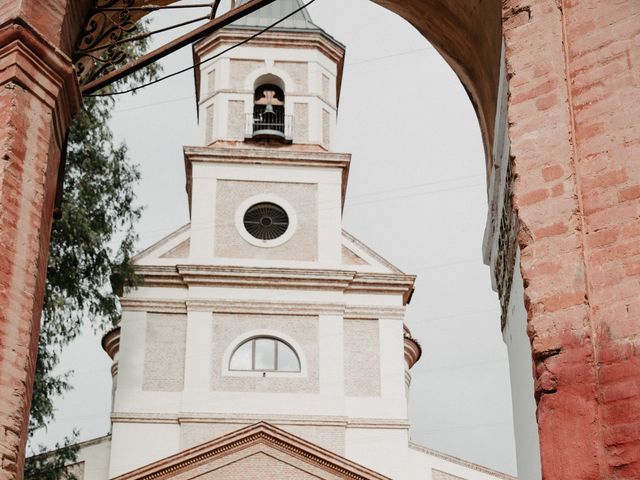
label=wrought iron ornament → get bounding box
[74,0,139,85]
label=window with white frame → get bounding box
[229,336,300,372]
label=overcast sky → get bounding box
[32,0,517,475]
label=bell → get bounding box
[264,103,275,115]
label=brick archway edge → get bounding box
[0,1,639,479]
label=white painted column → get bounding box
[319,314,344,397]
[183,310,213,392]
[317,174,342,265]
[379,319,406,404]
[113,310,146,408]
[189,167,217,262]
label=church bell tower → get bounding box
[105,2,423,479]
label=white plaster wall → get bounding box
[345,427,409,479]
[408,446,514,480]
[76,437,111,480]
[189,162,343,266]
[108,423,180,478]
[503,249,541,480]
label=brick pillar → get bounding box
[503,0,640,478]
[0,19,81,479]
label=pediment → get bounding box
[113,423,389,480]
[341,230,404,274]
[132,224,191,265]
[130,224,405,277]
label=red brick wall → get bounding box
[0,82,58,480]
[503,0,640,478]
[0,2,636,480]
[0,7,82,478]
[567,1,640,477]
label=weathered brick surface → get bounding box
[0,80,57,480]
[504,0,640,478]
[0,10,81,480]
[0,1,636,479]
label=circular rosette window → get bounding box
[242,202,290,241]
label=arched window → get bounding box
[252,83,286,137]
[229,336,300,372]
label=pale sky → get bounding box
[32,0,517,475]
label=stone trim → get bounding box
[0,23,81,145]
[133,265,416,304]
[195,29,345,66]
[346,419,410,429]
[119,298,407,319]
[343,306,406,320]
[342,230,404,274]
[188,299,343,315]
[409,443,516,480]
[112,422,389,480]
[27,435,111,463]
[403,325,422,369]
[203,90,337,108]
[111,412,409,430]
[184,145,351,210]
[102,326,120,360]
[120,298,187,314]
[132,223,190,263]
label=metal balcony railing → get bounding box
[245,112,292,141]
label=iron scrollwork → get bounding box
[74,0,139,86]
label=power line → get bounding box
[111,46,437,112]
[347,47,431,67]
[132,178,485,238]
[114,94,194,113]
[87,0,318,97]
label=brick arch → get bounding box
[372,0,502,165]
[2,2,639,480]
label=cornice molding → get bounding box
[187,299,343,316]
[184,145,352,209]
[193,28,345,67]
[119,298,407,319]
[120,298,188,314]
[409,442,517,480]
[0,22,81,145]
[113,422,389,480]
[111,412,409,430]
[184,145,351,166]
[132,265,415,304]
[344,305,406,320]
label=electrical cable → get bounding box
[87,0,318,97]
[111,46,436,112]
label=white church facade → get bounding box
[39,2,517,479]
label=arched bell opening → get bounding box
[247,75,292,143]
